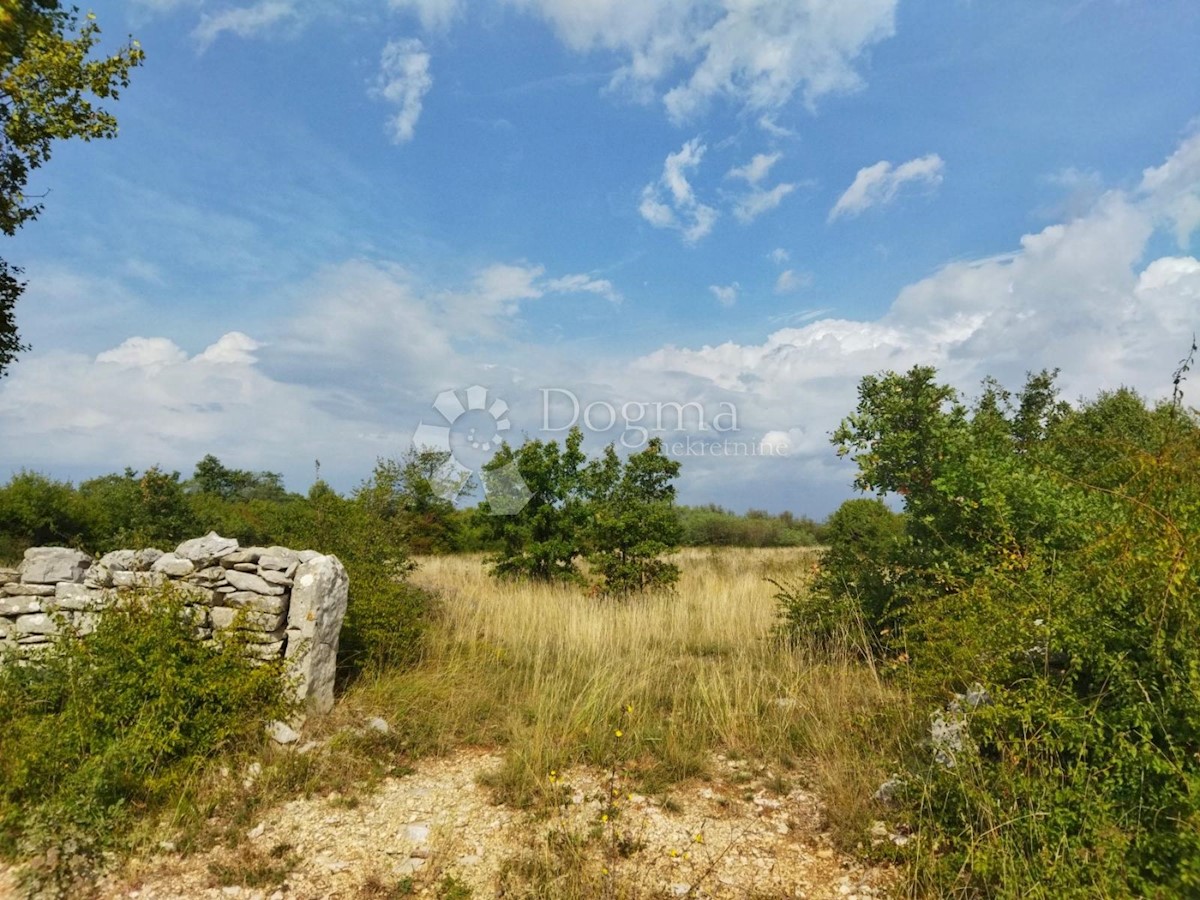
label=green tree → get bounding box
[585,437,682,596]
[480,426,589,582]
[1,2,144,375]
[188,454,287,502]
[0,469,88,558]
[78,466,195,550]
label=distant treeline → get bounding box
[0,454,826,562]
[675,504,826,547]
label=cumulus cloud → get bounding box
[829,153,945,221]
[193,1,299,49]
[6,134,1200,515]
[709,283,739,307]
[639,138,719,243]
[768,248,790,264]
[510,0,898,123]
[375,38,434,144]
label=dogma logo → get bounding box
[411,385,532,515]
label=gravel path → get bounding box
[70,748,894,899]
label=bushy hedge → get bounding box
[0,586,291,892]
[790,367,1200,897]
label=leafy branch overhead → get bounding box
[0,1,144,375]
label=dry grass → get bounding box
[345,547,910,840]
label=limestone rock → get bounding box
[259,547,300,571]
[175,532,239,567]
[268,720,301,744]
[0,596,43,616]
[15,614,59,636]
[221,547,264,567]
[3,582,55,597]
[225,591,287,615]
[287,554,349,714]
[260,570,293,587]
[0,567,18,585]
[211,607,286,632]
[151,553,196,577]
[298,550,320,563]
[225,570,284,596]
[51,582,104,611]
[19,548,92,584]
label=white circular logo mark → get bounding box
[411,385,531,515]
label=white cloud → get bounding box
[1138,129,1200,246]
[829,153,945,221]
[97,337,189,370]
[375,38,434,144]
[709,283,739,307]
[389,0,463,31]
[758,115,797,139]
[544,273,623,304]
[768,247,790,265]
[193,1,299,49]
[194,331,262,365]
[728,153,781,186]
[733,182,797,223]
[639,138,719,243]
[774,269,810,293]
[630,134,1200,497]
[6,134,1200,515]
[509,0,897,123]
[726,151,797,222]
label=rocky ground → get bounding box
[23,748,897,900]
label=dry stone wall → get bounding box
[0,532,348,715]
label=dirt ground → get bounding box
[9,746,897,900]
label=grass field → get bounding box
[341,547,910,841]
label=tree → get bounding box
[585,437,682,596]
[188,454,287,502]
[480,427,589,581]
[1,2,144,376]
[481,428,684,594]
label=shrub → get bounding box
[810,365,1200,898]
[778,498,905,648]
[272,476,433,674]
[0,585,290,890]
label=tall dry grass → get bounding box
[346,547,910,839]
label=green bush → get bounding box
[811,365,1200,898]
[777,498,905,649]
[0,471,90,561]
[271,476,433,674]
[0,585,290,890]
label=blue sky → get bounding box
[2,0,1200,515]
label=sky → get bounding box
[2,0,1200,516]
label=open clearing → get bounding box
[5,548,900,898]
